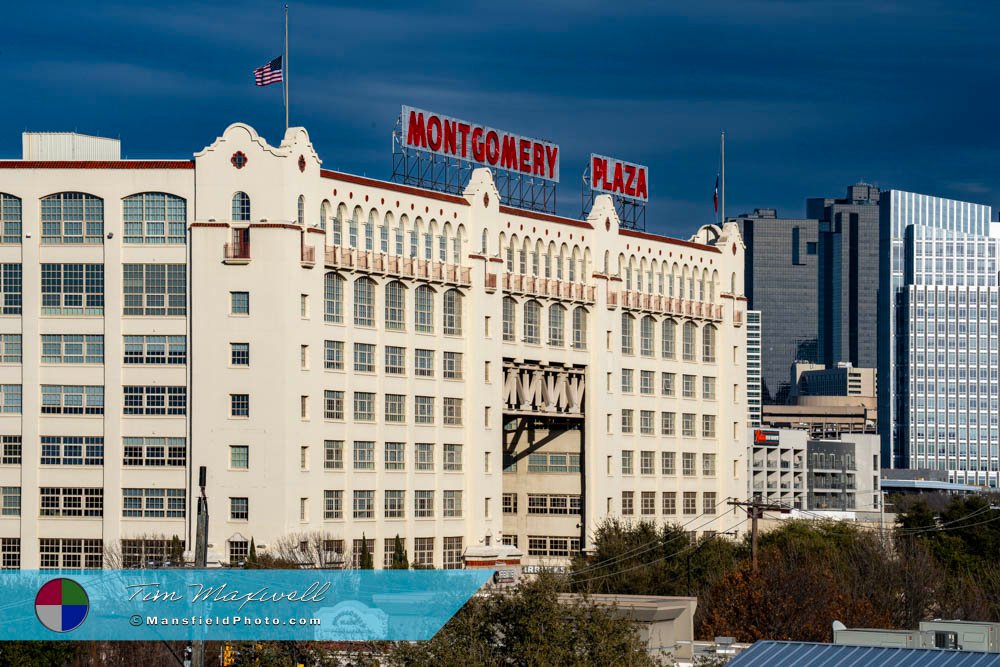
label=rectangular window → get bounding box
[41,334,103,364]
[324,340,344,370]
[354,343,375,373]
[621,369,634,393]
[703,453,717,476]
[300,294,309,318]
[230,342,249,366]
[683,452,696,476]
[621,450,634,475]
[443,490,463,518]
[39,538,102,570]
[661,411,675,436]
[353,441,375,470]
[640,410,654,435]
[526,494,581,515]
[621,491,634,515]
[0,265,19,315]
[661,372,675,396]
[123,335,186,365]
[640,370,654,395]
[443,398,463,425]
[42,263,103,315]
[384,490,405,519]
[415,396,434,424]
[702,414,717,438]
[663,492,677,515]
[40,487,103,517]
[415,490,434,517]
[641,491,656,515]
[122,437,186,467]
[384,442,405,470]
[385,346,406,375]
[443,537,463,569]
[1,436,22,464]
[299,344,309,368]
[502,493,518,514]
[324,390,344,420]
[384,394,406,423]
[414,537,434,568]
[703,376,716,400]
[443,351,463,380]
[1,486,20,516]
[0,334,20,363]
[662,451,676,475]
[683,491,697,515]
[231,393,250,417]
[682,413,696,437]
[230,497,249,520]
[123,264,185,316]
[443,443,463,471]
[682,374,696,398]
[324,490,343,519]
[230,445,249,469]
[230,291,249,315]
[122,488,185,518]
[40,436,103,465]
[41,385,101,415]
[353,392,375,421]
[352,490,374,519]
[123,386,186,416]
[621,409,633,433]
[640,450,655,475]
[414,349,435,377]
[415,443,434,471]
[1,537,20,569]
[324,440,344,469]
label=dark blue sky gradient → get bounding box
[3,0,997,236]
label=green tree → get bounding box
[390,534,409,570]
[389,576,661,666]
[0,641,78,667]
[248,536,258,564]
[359,533,374,570]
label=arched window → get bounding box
[531,246,540,276]
[544,252,552,278]
[42,192,104,244]
[423,228,433,260]
[662,319,676,358]
[523,300,541,344]
[640,316,655,357]
[414,285,434,333]
[123,192,186,244]
[519,244,528,274]
[332,206,344,246]
[0,193,22,244]
[625,266,632,291]
[232,192,250,222]
[395,221,405,255]
[364,211,375,251]
[319,201,329,232]
[443,289,463,336]
[481,229,488,253]
[621,312,635,355]
[324,272,344,323]
[354,277,375,326]
[451,232,461,264]
[506,243,514,272]
[682,321,697,361]
[348,209,359,248]
[438,232,447,262]
[409,227,419,258]
[703,324,717,363]
[572,307,588,350]
[380,216,389,253]
[297,195,305,226]
[568,256,576,282]
[502,297,517,342]
[548,304,565,347]
[385,281,406,330]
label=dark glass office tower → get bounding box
[735,209,819,404]
[808,184,881,370]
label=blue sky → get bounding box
[3,0,997,236]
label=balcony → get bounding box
[501,273,596,304]
[606,291,724,321]
[485,273,498,292]
[301,244,316,268]
[324,247,471,287]
[223,240,251,264]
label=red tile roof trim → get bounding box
[320,169,470,205]
[0,160,194,169]
[619,228,721,253]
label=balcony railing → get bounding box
[606,290,724,321]
[324,247,471,287]
[501,273,596,303]
[301,245,316,267]
[223,241,251,263]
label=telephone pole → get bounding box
[729,496,789,571]
[191,466,209,667]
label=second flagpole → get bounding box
[284,3,289,132]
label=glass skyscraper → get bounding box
[878,190,1000,485]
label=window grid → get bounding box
[123,386,186,416]
[123,192,186,244]
[123,437,186,467]
[122,488,185,518]
[124,335,186,365]
[123,264,186,316]
[41,192,104,244]
[42,264,103,315]
[40,436,104,465]
[41,385,102,415]
[40,487,103,517]
[0,194,21,244]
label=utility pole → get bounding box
[191,466,209,667]
[729,496,789,571]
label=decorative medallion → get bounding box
[483,193,490,207]
[298,154,306,172]
[732,243,737,255]
[231,151,248,169]
[605,217,611,231]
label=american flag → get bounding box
[254,56,283,86]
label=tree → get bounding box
[388,576,662,666]
[359,533,374,570]
[390,534,409,570]
[248,537,258,564]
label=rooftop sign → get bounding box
[401,105,560,183]
[589,154,648,202]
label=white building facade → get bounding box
[0,123,748,570]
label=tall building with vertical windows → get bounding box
[746,310,762,427]
[734,210,819,404]
[0,124,749,570]
[879,190,1000,485]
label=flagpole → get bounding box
[284,3,289,132]
[720,130,726,223]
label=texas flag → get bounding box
[713,175,719,213]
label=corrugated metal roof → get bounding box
[729,641,1000,667]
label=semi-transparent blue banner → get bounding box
[0,569,491,640]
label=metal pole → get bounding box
[720,131,725,223]
[284,3,289,132]
[192,467,208,667]
[750,503,759,572]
